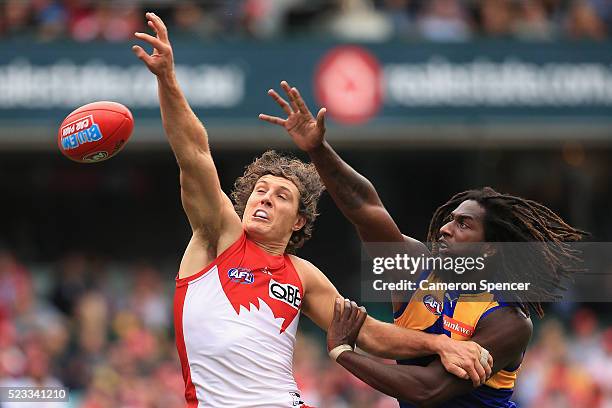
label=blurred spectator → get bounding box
[33,0,67,41]
[585,328,612,394]
[566,0,607,39]
[50,253,90,316]
[325,0,394,42]
[0,250,29,320]
[69,2,142,42]
[242,0,302,38]
[569,307,601,362]
[171,1,221,39]
[417,0,472,42]
[590,0,612,31]
[382,0,414,39]
[1,0,34,37]
[127,263,170,333]
[513,0,556,40]
[479,0,516,37]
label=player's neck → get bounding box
[252,239,286,256]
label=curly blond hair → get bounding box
[231,150,325,253]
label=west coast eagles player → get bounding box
[261,81,586,407]
[133,13,492,407]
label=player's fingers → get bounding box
[333,297,342,321]
[280,81,300,112]
[146,12,169,42]
[483,360,492,380]
[479,348,492,379]
[356,306,368,328]
[267,89,292,115]
[258,114,286,127]
[134,32,167,52]
[316,108,326,131]
[280,80,292,94]
[446,364,470,381]
[131,45,153,64]
[474,359,486,385]
[349,301,359,322]
[465,363,481,387]
[291,87,313,116]
[147,20,158,37]
[342,298,351,320]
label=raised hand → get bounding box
[132,12,174,79]
[259,81,327,152]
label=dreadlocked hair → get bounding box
[426,187,588,318]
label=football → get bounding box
[58,101,134,163]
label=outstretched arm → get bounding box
[260,81,428,311]
[293,258,492,386]
[133,13,241,276]
[260,81,408,244]
[328,301,531,407]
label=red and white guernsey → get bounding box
[174,232,306,407]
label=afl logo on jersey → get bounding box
[269,279,301,310]
[423,294,443,315]
[228,267,254,284]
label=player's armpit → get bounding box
[178,153,242,278]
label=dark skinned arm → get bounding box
[332,306,532,407]
[259,81,428,312]
[260,82,493,387]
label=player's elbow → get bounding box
[176,148,212,172]
[397,387,436,408]
[396,375,442,408]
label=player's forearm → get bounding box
[157,73,211,167]
[335,351,435,406]
[357,317,445,359]
[307,141,381,222]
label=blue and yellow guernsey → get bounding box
[394,270,521,408]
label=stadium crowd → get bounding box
[0,0,611,42]
[0,248,610,407]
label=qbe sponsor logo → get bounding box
[269,279,301,309]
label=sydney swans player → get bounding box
[133,13,492,407]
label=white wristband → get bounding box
[329,344,353,362]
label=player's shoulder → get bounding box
[287,254,319,274]
[287,255,326,291]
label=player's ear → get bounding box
[292,214,306,232]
